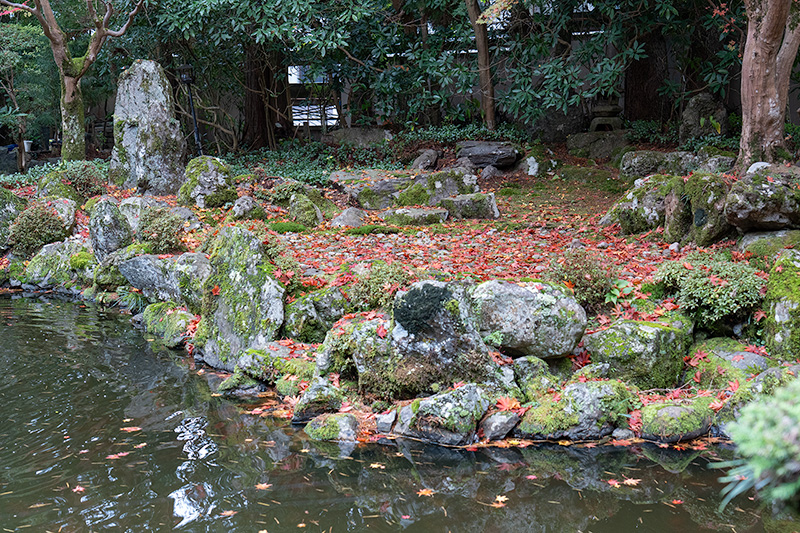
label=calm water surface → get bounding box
[0,296,795,532]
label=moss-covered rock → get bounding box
[283,287,352,343]
[516,379,637,440]
[232,347,315,385]
[601,174,674,233]
[304,413,358,441]
[437,192,500,220]
[0,188,27,250]
[662,172,733,245]
[24,241,96,288]
[193,227,285,371]
[379,207,447,226]
[685,338,769,389]
[513,356,559,402]
[582,320,691,389]
[764,250,800,360]
[89,197,133,262]
[640,396,714,443]
[141,301,195,348]
[288,193,323,227]
[37,161,106,205]
[178,156,237,208]
[291,378,344,423]
[394,383,491,445]
[739,230,800,260]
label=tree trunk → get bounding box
[624,33,670,122]
[737,0,800,167]
[465,0,495,130]
[243,45,271,150]
[60,74,85,161]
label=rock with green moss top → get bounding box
[764,250,800,359]
[118,253,210,314]
[193,227,286,371]
[394,383,491,445]
[456,141,519,168]
[582,320,690,389]
[231,196,266,220]
[752,364,800,395]
[141,301,194,348]
[516,379,636,441]
[663,172,733,246]
[218,367,262,394]
[619,151,668,179]
[178,156,237,208]
[305,413,358,441]
[640,397,714,442]
[379,207,448,226]
[686,338,769,389]
[93,243,148,289]
[346,260,415,311]
[513,356,559,402]
[738,230,800,258]
[37,171,81,204]
[89,197,133,262]
[110,60,186,195]
[291,378,344,423]
[289,193,322,227]
[725,167,800,232]
[0,188,27,250]
[600,174,673,232]
[283,287,352,343]
[472,279,587,358]
[25,241,96,288]
[234,346,315,384]
[438,192,499,220]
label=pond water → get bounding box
[0,295,796,532]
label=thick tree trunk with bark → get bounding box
[60,75,86,161]
[243,45,271,150]
[737,0,800,168]
[465,0,496,130]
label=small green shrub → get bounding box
[715,379,800,510]
[652,252,764,324]
[624,120,678,146]
[270,221,308,233]
[544,248,619,311]
[344,224,400,235]
[138,208,185,254]
[41,160,106,202]
[347,261,416,311]
[7,202,67,257]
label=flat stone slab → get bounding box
[378,207,448,226]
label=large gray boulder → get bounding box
[601,174,671,232]
[193,227,285,371]
[119,252,211,314]
[394,384,491,445]
[456,141,519,168]
[89,197,133,262]
[110,60,186,194]
[679,93,729,143]
[330,207,367,228]
[0,188,26,250]
[641,399,714,443]
[24,241,96,288]
[292,378,344,423]
[438,192,500,220]
[516,379,635,440]
[379,207,448,225]
[582,320,691,389]
[411,149,439,170]
[471,280,586,358]
[725,166,800,231]
[178,156,237,209]
[118,196,169,234]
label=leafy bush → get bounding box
[347,261,416,311]
[624,120,679,146]
[270,221,308,233]
[544,248,619,311]
[716,379,800,510]
[680,133,740,153]
[652,252,764,324]
[138,208,185,254]
[7,202,67,257]
[40,160,107,202]
[393,123,528,145]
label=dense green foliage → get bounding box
[544,248,619,311]
[138,208,185,254]
[717,379,800,510]
[7,202,67,257]
[653,252,764,324]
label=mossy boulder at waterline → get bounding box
[304,413,358,442]
[513,356,560,402]
[141,302,196,348]
[582,320,691,389]
[291,378,344,423]
[763,250,800,360]
[283,287,352,343]
[118,252,211,314]
[393,383,491,446]
[515,379,636,440]
[178,156,238,209]
[685,338,770,389]
[24,241,96,288]
[640,397,715,443]
[471,279,587,359]
[89,197,133,262]
[192,227,286,372]
[231,345,315,386]
[0,188,27,250]
[110,60,186,194]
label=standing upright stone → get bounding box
[110,60,186,195]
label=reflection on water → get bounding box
[0,295,797,532]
